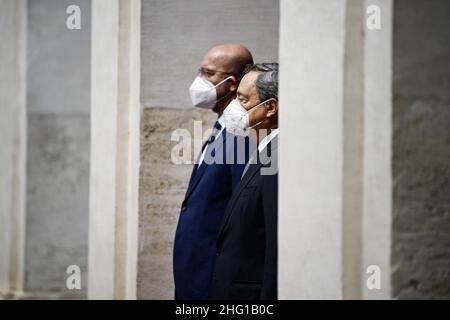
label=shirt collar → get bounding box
[258,128,279,152]
[217,114,225,128]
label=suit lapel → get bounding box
[183,132,226,201]
[216,136,278,240]
[216,159,263,241]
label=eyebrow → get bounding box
[237,91,248,99]
[200,66,230,74]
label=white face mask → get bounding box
[223,99,271,136]
[189,76,233,109]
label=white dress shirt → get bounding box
[258,128,279,153]
[241,128,279,178]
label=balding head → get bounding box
[201,44,254,80]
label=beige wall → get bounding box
[138,108,215,298]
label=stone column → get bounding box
[0,0,27,298]
[361,0,392,300]
[279,0,347,299]
[88,0,141,300]
[278,0,392,299]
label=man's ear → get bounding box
[266,99,278,118]
[229,76,238,92]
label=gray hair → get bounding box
[243,63,278,102]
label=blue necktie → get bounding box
[201,120,222,152]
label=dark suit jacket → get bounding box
[212,136,278,300]
[173,128,251,299]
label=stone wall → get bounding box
[138,107,215,299]
[26,0,90,295]
[140,0,280,109]
[392,0,450,299]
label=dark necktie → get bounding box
[193,121,222,173]
[201,120,222,152]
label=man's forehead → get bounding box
[201,51,228,68]
[238,71,259,94]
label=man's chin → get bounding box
[212,104,221,114]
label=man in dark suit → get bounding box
[173,44,253,299]
[212,63,279,300]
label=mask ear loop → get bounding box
[214,75,234,88]
[215,76,236,103]
[244,98,276,133]
[246,98,275,116]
